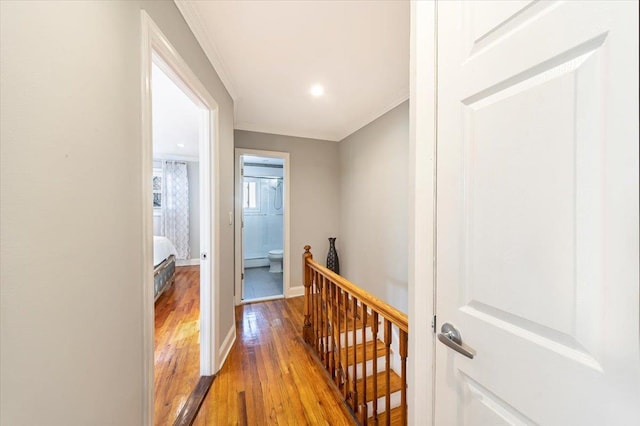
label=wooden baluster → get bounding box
[361,303,368,425]
[343,291,349,400]
[324,276,330,370]
[319,275,325,362]
[352,295,358,413]
[302,246,313,344]
[312,270,317,353]
[336,286,343,387]
[400,329,408,426]
[372,312,379,424]
[309,270,313,350]
[384,319,392,426]
[317,272,321,354]
[330,281,336,379]
[317,274,322,360]
[313,271,319,353]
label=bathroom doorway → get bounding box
[234,149,290,304]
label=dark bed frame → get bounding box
[154,254,176,301]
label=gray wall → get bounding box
[235,131,341,287]
[0,2,234,425]
[339,101,409,313]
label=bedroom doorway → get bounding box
[234,149,291,305]
[150,56,204,424]
[141,12,220,425]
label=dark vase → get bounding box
[326,237,340,274]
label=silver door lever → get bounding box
[438,323,476,359]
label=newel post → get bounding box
[302,245,314,344]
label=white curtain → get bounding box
[162,161,190,260]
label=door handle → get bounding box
[438,323,476,359]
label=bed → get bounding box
[154,236,177,301]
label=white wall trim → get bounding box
[337,92,409,142]
[176,258,200,267]
[140,15,155,426]
[286,285,305,299]
[408,1,436,425]
[217,325,236,370]
[141,11,222,425]
[174,0,237,101]
[234,121,342,143]
[234,148,291,305]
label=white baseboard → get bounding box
[218,325,236,370]
[176,258,200,267]
[287,285,305,298]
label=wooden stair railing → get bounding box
[302,245,408,426]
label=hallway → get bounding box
[194,298,355,425]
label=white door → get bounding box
[435,1,639,425]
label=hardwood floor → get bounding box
[194,298,357,425]
[155,265,201,426]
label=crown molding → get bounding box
[336,90,409,141]
[234,122,341,143]
[174,0,238,101]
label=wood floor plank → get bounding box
[194,297,356,426]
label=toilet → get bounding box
[267,249,283,273]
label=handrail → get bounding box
[302,245,408,426]
[305,258,408,333]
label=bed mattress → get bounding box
[154,236,177,267]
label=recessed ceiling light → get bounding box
[310,84,325,97]
[177,143,185,148]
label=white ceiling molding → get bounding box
[234,120,343,143]
[175,0,238,101]
[174,0,409,142]
[337,92,409,142]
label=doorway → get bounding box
[141,11,220,425]
[150,57,203,424]
[235,149,290,304]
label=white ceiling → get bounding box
[152,62,200,159]
[175,0,409,142]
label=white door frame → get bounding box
[234,148,291,305]
[141,11,220,425]
[408,1,437,425]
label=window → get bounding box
[153,168,162,209]
[243,179,259,211]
